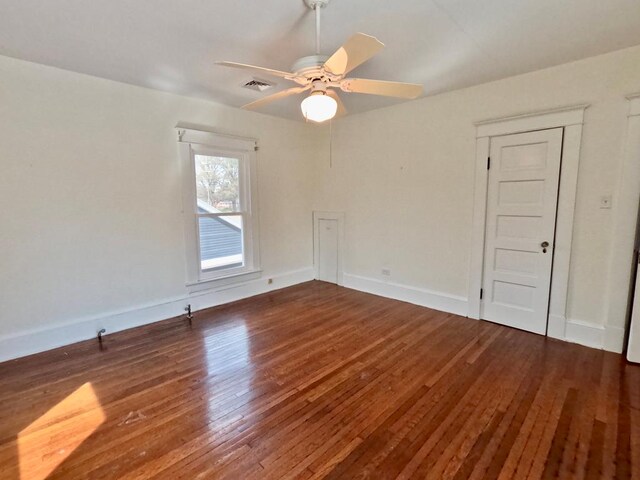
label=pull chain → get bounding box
[329,119,333,168]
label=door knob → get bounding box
[541,241,549,253]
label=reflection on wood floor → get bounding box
[0,281,638,479]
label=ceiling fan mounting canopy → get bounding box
[304,0,331,10]
[216,0,422,122]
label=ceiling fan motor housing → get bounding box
[291,54,330,79]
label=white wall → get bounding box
[0,55,318,360]
[314,45,640,351]
[2,44,639,360]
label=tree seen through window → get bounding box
[194,155,240,212]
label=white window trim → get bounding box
[178,127,261,290]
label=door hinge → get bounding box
[480,288,483,300]
[487,157,491,170]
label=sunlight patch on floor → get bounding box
[18,382,105,480]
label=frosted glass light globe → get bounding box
[301,92,337,123]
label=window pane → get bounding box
[199,215,244,271]
[194,155,240,213]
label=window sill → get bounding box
[186,269,262,293]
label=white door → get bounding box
[481,128,563,335]
[318,219,338,284]
[627,258,640,363]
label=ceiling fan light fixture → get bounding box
[219,0,422,120]
[301,91,337,123]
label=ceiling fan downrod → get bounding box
[315,4,321,54]
[305,0,330,55]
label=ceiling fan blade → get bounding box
[216,61,296,80]
[327,90,347,117]
[323,33,385,77]
[341,78,423,99]
[242,86,309,110]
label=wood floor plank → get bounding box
[0,281,637,480]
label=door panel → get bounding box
[318,219,338,284]
[482,128,563,334]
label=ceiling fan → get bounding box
[216,0,423,123]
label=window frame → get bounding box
[178,128,261,289]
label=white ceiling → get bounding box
[1,0,639,121]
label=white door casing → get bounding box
[469,105,587,342]
[628,261,640,363]
[624,94,640,360]
[481,128,563,334]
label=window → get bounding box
[195,154,243,271]
[179,128,260,286]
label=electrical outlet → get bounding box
[599,195,612,209]
[381,268,391,276]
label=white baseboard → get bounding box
[548,316,625,353]
[2,267,626,363]
[564,319,605,350]
[341,275,627,354]
[0,267,314,363]
[342,273,468,317]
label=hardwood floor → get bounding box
[1,281,638,479]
